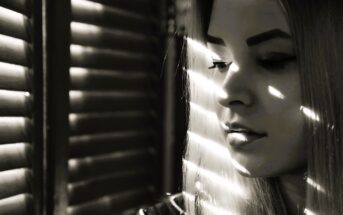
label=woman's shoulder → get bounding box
[137,193,185,215]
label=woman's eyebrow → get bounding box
[246,29,291,46]
[206,34,226,46]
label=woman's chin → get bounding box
[231,159,279,178]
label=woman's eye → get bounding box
[257,53,296,70]
[208,61,232,70]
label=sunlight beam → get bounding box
[230,63,240,73]
[300,106,320,122]
[231,159,250,175]
[189,102,217,120]
[187,38,219,59]
[306,177,325,193]
[268,85,285,99]
[304,208,316,215]
[187,69,228,99]
[183,159,247,198]
[187,131,251,175]
[187,131,230,159]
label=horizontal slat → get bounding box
[0,90,31,116]
[90,0,155,16]
[70,45,157,71]
[71,0,156,34]
[68,170,152,205]
[70,68,157,91]
[0,117,31,144]
[0,143,31,171]
[0,0,28,16]
[0,34,31,66]
[69,149,153,182]
[0,62,30,91]
[0,6,29,41]
[70,91,156,113]
[0,169,31,200]
[71,22,157,53]
[67,187,153,215]
[69,112,156,135]
[0,194,33,215]
[69,130,155,158]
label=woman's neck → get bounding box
[279,170,306,215]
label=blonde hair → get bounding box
[182,0,285,214]
[183,0,343,214]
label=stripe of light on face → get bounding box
[231,159,251,176]
[230,62,240,73]
[230,133,248,142]
[304,208,316,215]
[300,106,320,122]
[216,87,229,100]
[268,85,285,100]
[183,191,237,215]
[214,64,240,99]
[219,120,248,144]
[220,122,229,130]
[183,159,247,198]
[187,37,220,59]
[306,177,325,193]
[187,69,228,99]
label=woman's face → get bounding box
[208,0,306,177]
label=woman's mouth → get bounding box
[222,123,267,149]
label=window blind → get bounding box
[68,0,162,214]
[0,1,34,214]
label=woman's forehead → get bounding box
[208,0,290,42]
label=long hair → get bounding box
[280,0,343,214]
[183,0,343,214]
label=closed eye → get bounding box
[257,53,296,70]
[208,61,232,70]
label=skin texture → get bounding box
[207,0,307,213]
[208,0,305,178]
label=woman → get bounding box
[141,0,343,214]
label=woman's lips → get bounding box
[226,132,267,149]
[221,122,267,149]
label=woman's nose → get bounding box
[216,65,255,112]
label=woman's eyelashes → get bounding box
[257,52,296,71]
[207,52,295,71]
[208,61,232,70]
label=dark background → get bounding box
[0,0,189,214]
